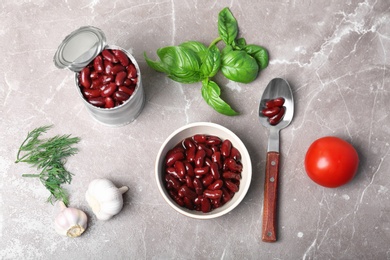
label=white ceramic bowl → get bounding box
[155,122,252,219]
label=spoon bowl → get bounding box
[259,78,294,131]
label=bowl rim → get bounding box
[155,121,252,219]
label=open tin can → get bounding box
[54,26,145,126]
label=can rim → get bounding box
[53,26,106,72]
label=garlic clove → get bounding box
[54,201,88,238]
[85,178,129,220]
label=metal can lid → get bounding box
[53,26,106,72]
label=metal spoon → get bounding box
[259,78,294,242]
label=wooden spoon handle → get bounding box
[262,151,280,242]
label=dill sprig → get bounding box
[15,125,80,206]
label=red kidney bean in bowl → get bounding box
[155,122,252,219]
[164,134,243,213]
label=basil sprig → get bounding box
[144,7,269,116]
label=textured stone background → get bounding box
[1,0,389,259]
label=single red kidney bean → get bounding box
[91,77,104,89]
[183,197,194,210]
[112,49,130,67]
[79,67,91,88]
[184,161,194,177]
[262,106,281,118]
[174,161,186,179]
[211,198,222,209]
[104,60,114,74]
[115,71,127,86]
[166,167,183,181]
[166,174,181,190]
[222,160,228,171]
[206,135,222,145]
[104,97,114,109]
[183,138,195,149]
[166,167,176,175]
[193,178,203,195]
[269,106,286,125]
[202,174,214,187]
[131,77,138,84]
[211,145,220,153]
[88,97,105,107]
[185,175,194,190]
[221,187,232,203]
[165,151,185,167]
[207,180,223,191]
[194,149,206,167]
[226,158,243,172]
[200,197,211,213]
[225,180,239,193]
[101,83,117,98]
[211,151,222,168]
[230,147,241,161]
[82,88,101,98]
[169,190,184,207]
[167,146,185,157]
[204,158,212,167]
[113,91,130,102]
[90,70,99,79]
[123,78,132,86]
[118,85,135,96]
[194,196,201,205]
[127,63,137,79]
[102,49,118,63]
[198,144,213,157]
[203,189,222,200]
[102,74,114,84]
[178,186,197,200]
[93,55,104,73]
[111,64,126,75]
[168,170,182,181]
[165,179,174,190]
[193,134,207,144]
[266,97,285,108]
[194,166,210,176]
[221,139,232,157]
[222,171,241,180]
[210,162,220,180]
[186,146,196,162]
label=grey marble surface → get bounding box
[1,0,390,259]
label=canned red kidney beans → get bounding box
[163,134,242,213]
[77,48,138,108]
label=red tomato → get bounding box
[304,136,359,188]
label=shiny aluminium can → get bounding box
[54,26,145,126]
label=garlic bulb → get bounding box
[54,201,88,237]
[85,178,129,220]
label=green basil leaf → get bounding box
[243,44,269,70]
[144,52,170,74]
[200,45,221,78]
[180,41,208,61]
[218,7,238,45]
[221,50,259,83]
[168,73,203,84]
[221,45,233,57]
[156,46,203,83]
[201,80,238,116]
[234,37,247,50]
